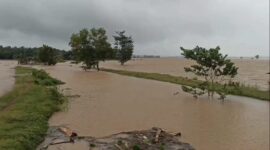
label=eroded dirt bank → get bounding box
[42,62,269,150]
[0,60,17,96]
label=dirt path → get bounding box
[43,62,269,150]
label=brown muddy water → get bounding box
[0,60,16,97]
[101,58,270,90]
[42,62,269,150]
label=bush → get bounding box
[32,70,64,86]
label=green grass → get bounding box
[101,68,269,101]
[0,66,65,150]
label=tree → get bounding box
[180,46,238,100]
[38,45,57,65]
[113,31,134,65]
[255,55,259,59]
[69,28,112,70]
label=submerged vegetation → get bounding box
[0,67,65,149]
[102,68,269,101]
[180,46,238,100]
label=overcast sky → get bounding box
[0,0,269,57]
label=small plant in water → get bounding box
[90,143,96,147]
[181,46,238,100]
[133,145,141,150]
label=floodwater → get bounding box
[101,58,270,90]
[43,62,269,150]
[0,60,16,97]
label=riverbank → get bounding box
[0,67,65,149]
[102,68,270,101]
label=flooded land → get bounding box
[101,58,270,90]
[40,59,269,150]
[0,60,16,97]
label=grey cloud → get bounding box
[0,0,268,56]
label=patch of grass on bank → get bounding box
[102,68,269,101]
[0,66,65,150]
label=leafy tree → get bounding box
[113,31,134,65]
[69,28,112,70]
[38,45,57,65]
[180,46,238,100]
[18,52,31,64]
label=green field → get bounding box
[0,67,65,150]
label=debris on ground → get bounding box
[37,126,195,150]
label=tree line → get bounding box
[0,45,73,62]
[0,27,134,68]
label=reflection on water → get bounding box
[0,60,16,96]
[43,62,269,150]
[101,58,270,90]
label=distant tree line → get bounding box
[0,46,39,59]
[0,45,74,65]
[133,55,160,58]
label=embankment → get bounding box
[0,67,65,149]
[101,68,270,101]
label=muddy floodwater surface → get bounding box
[0,60,16,97]
[101,58,270,90]
[42,61,269,150]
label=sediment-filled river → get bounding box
[42,61,269,150]
[101,58,270,90]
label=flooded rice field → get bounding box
[0,60,16,97]
[42,61,269,150]
[101,58,270,90]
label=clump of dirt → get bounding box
[38,127,194,150]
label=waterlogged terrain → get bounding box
[42,62,269,150]
[101,58,270,90]
[0,60,16,96]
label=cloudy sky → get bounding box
[0,0,269,56]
